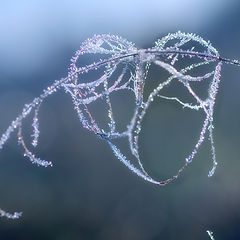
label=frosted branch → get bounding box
[0,31,236,217]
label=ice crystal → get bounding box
[1,31,239,218]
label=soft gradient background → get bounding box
[1,0,240,239]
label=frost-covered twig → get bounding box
[0,31,239,217]
[207,230,215,240]
[0,208,22,220]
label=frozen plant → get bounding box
[0,31,239,218]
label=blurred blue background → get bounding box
[1,0,240,239]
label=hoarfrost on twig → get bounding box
[1,31,239,218]
[207,230,215,240]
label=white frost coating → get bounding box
[154,60,214,82]
[107,140,163,185]
[207,230,215,240]
[1,32,238,218]
[0,208,22,219]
